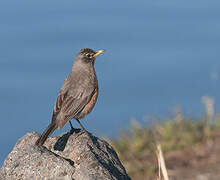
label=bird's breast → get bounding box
[76,87,98,119]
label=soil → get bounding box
[164,134,220,180]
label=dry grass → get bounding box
[107,115,220,180]
[156,143,169,180]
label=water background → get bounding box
[1,0,220,164]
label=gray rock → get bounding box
[0,131,131,180]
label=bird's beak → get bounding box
[93,49,104,57]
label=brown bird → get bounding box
[35,48,104,146]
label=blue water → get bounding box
[1,0,220,165]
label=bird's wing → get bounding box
[51,74,96,128]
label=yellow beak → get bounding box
[93,49,104,57]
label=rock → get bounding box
[0,131,131,180]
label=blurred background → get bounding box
[1,0,220,178]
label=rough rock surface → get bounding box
[0,130,131,180]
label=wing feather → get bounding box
[51,73,97,128]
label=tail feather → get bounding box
[35,123,57,146]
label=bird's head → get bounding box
[75,48,104,65]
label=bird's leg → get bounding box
[69,121,81,134]
[73,119,91,138]
[76,119,86,130]
[76,119,89,134]
[69,121,74,129]
[69,121,77,134]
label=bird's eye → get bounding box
[86,53,92,58]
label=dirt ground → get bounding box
[164,135,220,180]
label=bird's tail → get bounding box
[35,122,57,146]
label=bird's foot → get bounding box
[81,129,90,136]
[74,129,91,139]
[70,127,81,134]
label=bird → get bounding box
[35,48,104,146]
